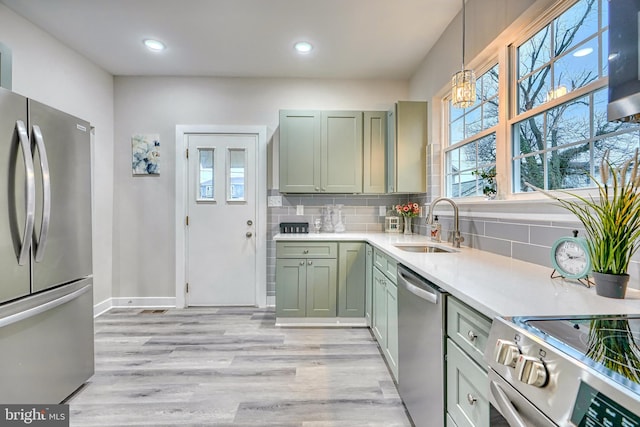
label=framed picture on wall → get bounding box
[132,134,160,175]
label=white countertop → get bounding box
[274,232,640,319]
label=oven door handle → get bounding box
[490,380,528,427]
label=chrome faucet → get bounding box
[427,197,464,248]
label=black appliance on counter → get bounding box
[486,314,640,426]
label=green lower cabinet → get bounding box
[306,259,337,317]
[275,258,337,317]
[372,268,387,343]
[446,338,490,427]
[275,259,307,317]
[364,244,373,326]
[385,281,398,379]
[338,242,366,317]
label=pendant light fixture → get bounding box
[451,0,476,108]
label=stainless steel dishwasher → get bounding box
[397,264,447,427]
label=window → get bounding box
[445,64,499,198]
[513,0,640,193]
[198,148,214,200]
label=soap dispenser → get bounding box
[430,215,441,242]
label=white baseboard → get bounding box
[93,298,112,318]
[275,317,368,327]
[94,297,177,317]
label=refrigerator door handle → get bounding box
[16,120,36,266]
[32,125,51,262]
[0,284,91,328]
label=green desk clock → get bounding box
[550,230,592,287]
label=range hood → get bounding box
[608,0,640,122]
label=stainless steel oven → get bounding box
[485,315,640,426]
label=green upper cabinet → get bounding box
[387,101,427,193]
[321,111,363,193]
[279,109,363,193]
[0,42,12,90]
[363,111,387,194]
[279,110,322,193]
[338,242,366,317]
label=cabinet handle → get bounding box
[467,330,478,342]
[303,249,309,254]
[299,261,305,266]
[307,260,313,265]
[467,393,477,405]
[315,187,320,192]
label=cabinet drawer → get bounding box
[447,297,492,368]
[446,338,489,427]
[276,242,337,259]
[373,248,397,282]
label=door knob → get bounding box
[247,220,253,226]
[246,232,253,238]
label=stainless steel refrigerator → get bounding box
[0,87,94,403]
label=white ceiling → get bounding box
[0,0,461,79]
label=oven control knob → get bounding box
[516,355,548,387]
[494,339,519,367]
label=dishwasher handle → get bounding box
[397,266,440,305]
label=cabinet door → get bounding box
[338,242,366,317]
[372,268,387,344]
[446,338,490,427]
[321,111,363,193]
[305,258,337,317]
[275,259,307,317]
[387,101,427,193]
[365,244,373,326]
[279,110,321,193]
[363,111,387,194]
[385,281,399,380]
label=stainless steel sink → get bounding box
[393,244,455,253]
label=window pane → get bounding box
[516,154,545,192]
[450,101,464,122]
[465,106,482,139]
[198,148,214,200]
[547,96,590,149]
[460,143,477,172]
[514,114,545,156]
[518,66,551,113]
[447,148,460,174]
[602,30,608,76]
[450,117,465,144]
[482,100,499,129]
[554,0,598,57]
[518,27,551,79]
[227,148,246,201]
[477,133,497,166]
[481,65,499,100]
[595,131,640,165]
[555,38,599,94]
[459,170,477,197]
[547,147,591,190]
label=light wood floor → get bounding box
[67,307,412,426]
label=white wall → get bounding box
[0,4,114,305]
[113,76,408,298]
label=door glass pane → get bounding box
[227,148,246,201]
[198,148,214,201]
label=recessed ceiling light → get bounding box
[143,39,166,52]
[294,41,313,54]
[573,47,593,57]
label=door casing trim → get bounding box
[175,125,268,308]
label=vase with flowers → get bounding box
[527,149,640,298]
[396,202,420,235]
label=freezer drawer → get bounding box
[0,279,94,403]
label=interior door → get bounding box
[187,133,257,306]
[0,88,30,303]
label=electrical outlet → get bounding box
[267,196,282,207]
[379,206,387,216]
[296,205,304,215]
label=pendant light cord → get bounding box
[462,0,466,69]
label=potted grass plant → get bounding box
[527,149,640,298]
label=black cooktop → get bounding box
[513,314,640,396]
